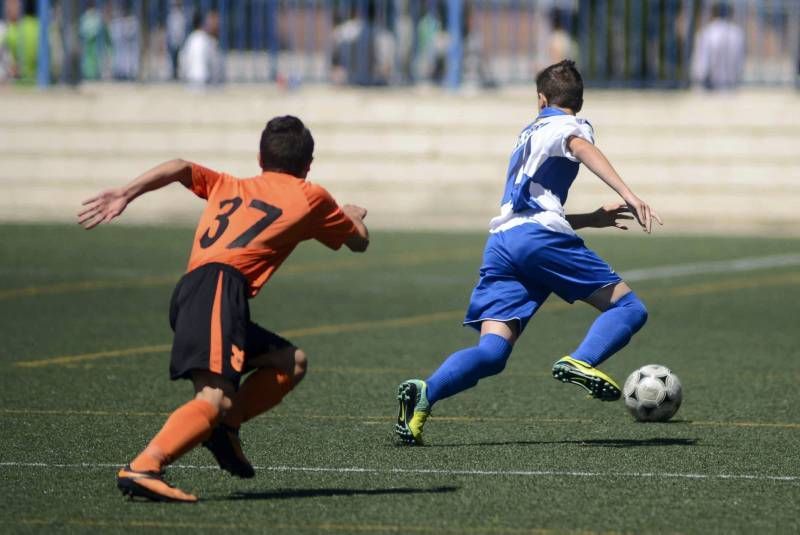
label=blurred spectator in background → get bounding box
[0,2,11,82]
[331,1,394,86]
[80,0,111,80]
[414,0,447,84]
[180,9,223,88]
[166,0,186,80]
[394,0,414,84]
[691,2,745,90]
[48,1,64,83]
[547,7,576,65]
[460,1,494,89]
[331,4,368,84]
[3,0,39,84]
[109,1,140,80]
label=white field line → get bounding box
[619,253,800,282]
[0,461,797,483]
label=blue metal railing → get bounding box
[1,0,796,88]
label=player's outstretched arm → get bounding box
[567,136,663,233]
[342,204,370,252]
[567,202,634,230]
[77,159,193,230]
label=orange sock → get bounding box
[131,399,220,473]
[223,368,293,429]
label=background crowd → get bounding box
[0,0,796,90]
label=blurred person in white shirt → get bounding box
[180,9,222,88]
[691,2,745,90]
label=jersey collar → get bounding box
[537,106,570,119]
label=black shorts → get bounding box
[168,263,293,386]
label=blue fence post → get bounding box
[219,0,228,51]
[36,0,51,87]
[630,0,642,82]
[267,0,279,81]
[646,0,660,83]
[683,0,695,87]
[664,0,677,85]
[147,0,159,82]
[794,0,800,88]
[219,0,228,83]
[578,0,591,78]
[444,0,463,89]
[594,0,607,83]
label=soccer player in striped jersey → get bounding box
[396,60,662,445]
[79,116,369,501]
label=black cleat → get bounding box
[202,424,256,479]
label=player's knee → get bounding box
[196,386,232,412]
[632,301,648,330]
[480,352,509,375]
[477,334,513,376]
[616,292,648,331]
[292,348,308,384]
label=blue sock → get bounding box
[571,291,648,367]
[425,333,513,406]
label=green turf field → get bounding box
[1,223,799,534]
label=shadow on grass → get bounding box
[428,438,699,448]
[223,485,459,501]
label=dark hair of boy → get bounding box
[711,2,732,19]
[192,10,203,30]
[535,59,584,113]
[259,116,315,178]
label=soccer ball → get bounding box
[623,364,682,422]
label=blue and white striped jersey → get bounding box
[489,107,594,235]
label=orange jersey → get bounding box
[185,164,358,297]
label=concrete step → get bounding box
[2,153,798,188]
[7,178,796,233]
[2,85,799,129]
[2,127,796,165]
[1,86,798,234]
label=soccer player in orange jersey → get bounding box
[78,116,369,502]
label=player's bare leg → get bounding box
[203,346,307,478]
[229,345,307,426]
[117,371,231,502]
[583,281,633,311]
[553,282,648,401]
[245,345,308,385]
[479,319,520,345]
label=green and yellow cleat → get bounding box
[395,380,430,445]
[552,356,621,401]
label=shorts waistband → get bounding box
[187,262,249,286]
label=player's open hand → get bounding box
[78,188,129,230]
[624,195,662,233]
[342,204,368,222]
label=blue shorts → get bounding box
[464,224,621,332]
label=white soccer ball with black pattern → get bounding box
[623,365,682,422]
